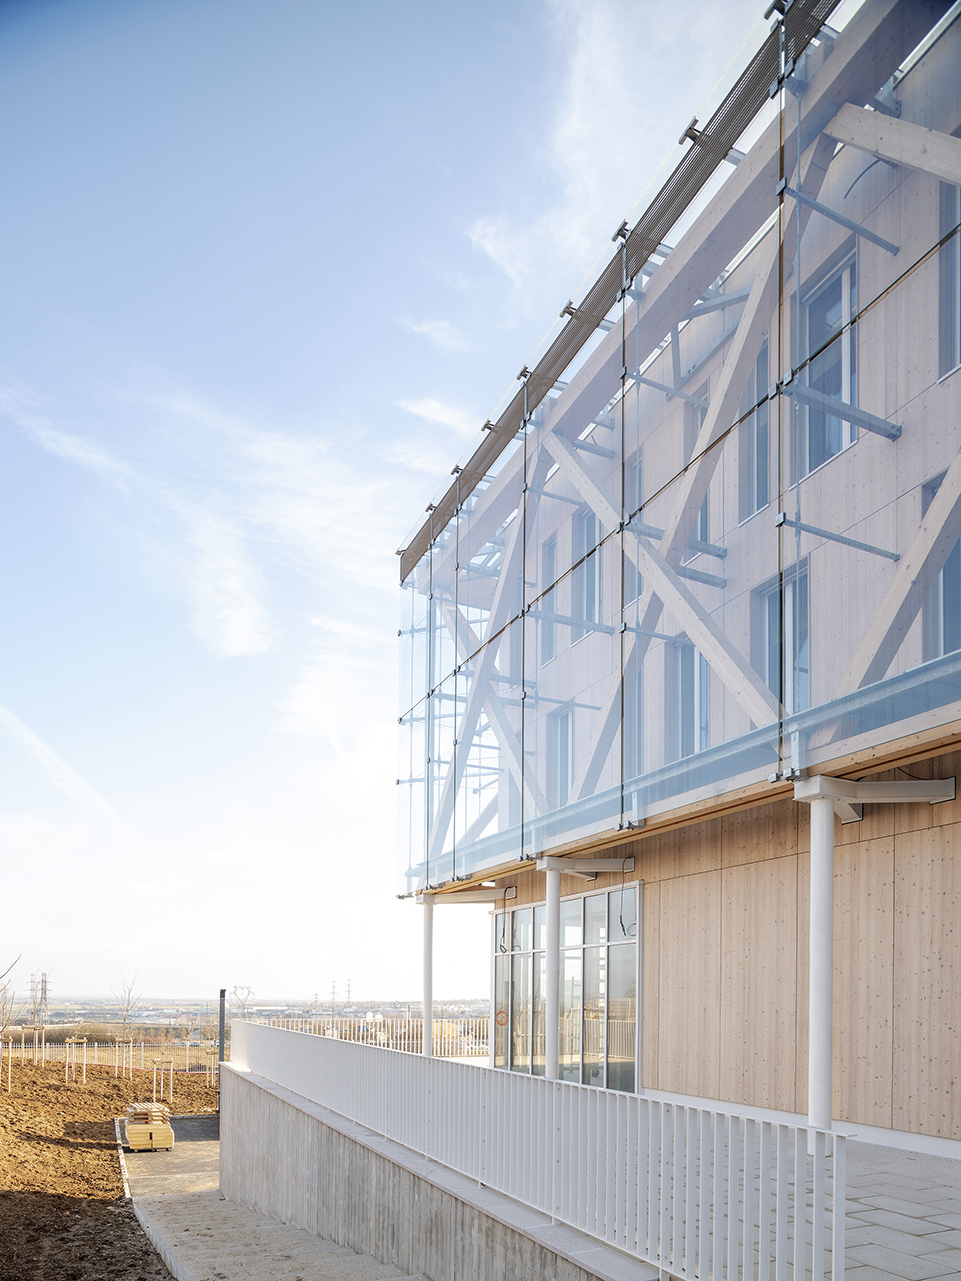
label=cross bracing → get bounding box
[399,0,961,891]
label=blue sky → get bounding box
[0,0,765,1002]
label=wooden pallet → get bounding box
[124,1103,174,1150]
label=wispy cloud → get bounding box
[469,0,763,294]
[395,397,477,437]
[402,319,469,352]
[0,386,133,488]
[0,703,137,838]
[170,499,273,658]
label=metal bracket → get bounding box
[783,187,899,255]
[536,855,636,881]
[782,384,901,440]
[794,774,956,824]
[776,513,899,562]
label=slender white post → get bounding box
[545,867,560,1079]
[808,794,835,1130]
[422,896,434,1057]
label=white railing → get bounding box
[231,1022,844,1281]
[0,1039,221,1072]
[257,1015,489,1058]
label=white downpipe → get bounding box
[545,867,560,1080]
[808,794,835,1130]
[422,896,434,1058]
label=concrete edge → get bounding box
[222,1065,659,1281]
[112,1117,131,1200]
[131,1197,192,1281]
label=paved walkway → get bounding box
[846,1143,961,1281]
[122,1113,961,1281]
[123,1115,429,1281]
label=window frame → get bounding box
[796,253,858,479]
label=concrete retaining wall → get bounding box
[219,1065,656,1281]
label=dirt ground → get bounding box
[0,1061,218,1280]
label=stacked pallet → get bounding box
[124,1102,175,1151]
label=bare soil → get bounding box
[0,1061,218,1280]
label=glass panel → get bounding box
[494,913,508,957]
[510,952,531,1073]
[584,893,607,945]
[607,943,636,1092]
[559,949,581,1082]
[582,945,605,1086]
[511,907,532,953]
[398,699,426,894]
[493,954,509,1069]
[532,904,546,952]
[400,4,961,889]
[532,951,546,1077]
[609,887,638,943]
[560,898,582,947]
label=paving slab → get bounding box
[120,1113,429,1281]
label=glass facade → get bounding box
[493,888,637,1090]
[399,3,961,893]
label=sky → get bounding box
[0,0,769,1004]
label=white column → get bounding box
[808,794,835,1130]
[545,867,560,1079]
[422,896,434,1058]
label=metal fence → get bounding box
[0,1039,221,1072]
[256,1015,489,1058]
[231,1021,845,1281]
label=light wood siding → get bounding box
[834,838,894,1128]
[641,879,660,1091]
[893,827,961,1138]
[719,857,798,1111]
[496,745,961,1139]
[656,870,721,1099]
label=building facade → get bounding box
[399,0,961,1147]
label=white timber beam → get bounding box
[568,136,836,803]
[536,855,636,881]
[426,513,528,862]
[417,887,517,905]
[834,444,961,695]
[399,0,944,585]
[826,102,961,186]
[544,431,779,731]
[440,601,548,820]
[795,774,955,806]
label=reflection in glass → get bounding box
[607,943,637,1092]
[494,913,508,956]
[533,904,546,952]
[560,898,582,947]
[511,907,532,953]
[560,949,582,1082]
[510,952,531,1073]
[494,954,509,1068]
[584,893,607,945]
[532,951,546,1077]
[609,887,638,943]
[583,946,605,1085]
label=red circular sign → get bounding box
[495,1009,509,1027]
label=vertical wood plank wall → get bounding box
[505,748,961,1140]
[637,749,961,1139]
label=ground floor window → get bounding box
[493,886,638,1091]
